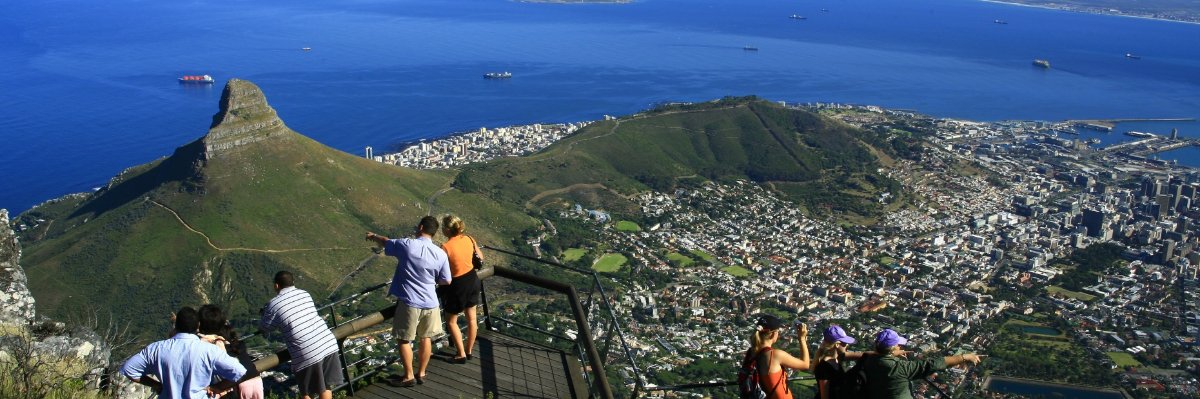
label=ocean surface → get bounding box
[2,0,1199,214]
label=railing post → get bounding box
[329,302,355,397]
[480,277,494,331]
[600,317,615,363]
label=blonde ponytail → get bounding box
[815,341,839,363]
[750,328,776,353]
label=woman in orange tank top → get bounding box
[439,215,484,363]
[743,314,811,399]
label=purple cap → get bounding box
[875,328,908,348]
[823,325,856,344]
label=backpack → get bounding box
[737,348,770,399]
[836,354,872,399]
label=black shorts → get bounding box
[296,353,344,396]
[437,269,481,314]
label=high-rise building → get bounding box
[1140,177,1159,199]
[1161,239,1177,264]
[1082,208,1106,237]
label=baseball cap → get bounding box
[755,314,785,330]
[823,325,856,344]
[875,328,908,348]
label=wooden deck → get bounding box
[352,330,588,399]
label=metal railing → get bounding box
[480,245,646,399]
[246,248,628,398]
[241,246,961,399]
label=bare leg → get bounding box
[447,312,465,358]
[399,340,415,380]
[465,306,478,356]
[417,337,433,378]
[319,390,332,399]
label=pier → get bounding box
[1100,137,1200,157]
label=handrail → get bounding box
[642,375,815,392]
[492,264,615,399]
[483,245,646,395]
[248,263,614,399]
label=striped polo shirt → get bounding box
[259,286,339,372]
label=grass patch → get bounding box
[666,252,694,267]
[593,253,628,273]
[691,249,715,262]
[721,265,752,277]
[616,220,641,232]
[1107,351,1142,368]
[563,248,587,262]
[1047,285,1097,302]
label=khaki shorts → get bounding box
[393,301,443,342]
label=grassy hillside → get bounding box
[17,80,535,333]
[456,97,901,218]
[15,90,909,338]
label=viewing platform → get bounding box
[244,247,635,399]
[354,330,587,399]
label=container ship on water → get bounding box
[484,72,512,79]
[1032,59,1051,68]
[178,75,215,84]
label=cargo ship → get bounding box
[1032,59,1050,68]
[743,46,759,51]
[484,72,512,79]
[789,14,807,20]
[1125,53,1141,59]
[1125,131,1156,138]
[994,19,1008,24]
[178,75,214,84]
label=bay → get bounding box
[2,0,1199,214]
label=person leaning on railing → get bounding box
[862,328,983,399]
[744,314,811,399]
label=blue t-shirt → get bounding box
[386,236,452,309]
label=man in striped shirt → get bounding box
[260,271,343,399]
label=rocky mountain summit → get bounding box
[202,79,291,159]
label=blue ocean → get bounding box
[3,0,1199,214]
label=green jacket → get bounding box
[862,354,947,399]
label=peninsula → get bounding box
[982,0,1200,24]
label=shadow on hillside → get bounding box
[69,140,206,219]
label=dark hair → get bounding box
[274,270,294,288]
[175,307,200,334]
[198,304,241,355]
[418,216,439,236]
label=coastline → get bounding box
[978,0,1200,26]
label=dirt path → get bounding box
[525,183,615,210]
[147,199,369,253]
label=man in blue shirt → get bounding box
[121,307,247,399]
[367,215,452,387]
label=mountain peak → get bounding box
[203,79,290,159]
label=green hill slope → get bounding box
[17,80,534,332]
[455,97,902,218]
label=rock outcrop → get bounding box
[203,79,291,159]
[1,209,116,395]
[0,209,36,325]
